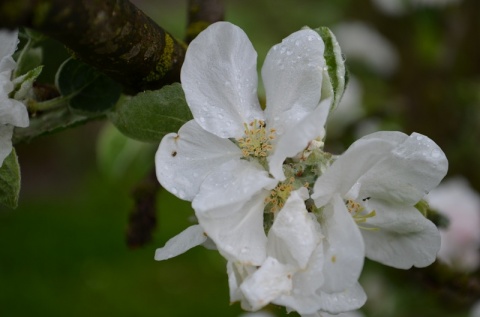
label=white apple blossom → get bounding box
[155,21,331,266]
[228,188,366,316]
[0,29,29,166]
[427,177,480,272]
[154,21,447,316]
[312,131,448,269]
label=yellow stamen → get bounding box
[237,120,276,159]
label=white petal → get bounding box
[227,261,257,307]
[274,243,325,315]
[312,131,407,206]
[357,132,448,205]
[316,283,367,314]
[361,199,441,269]
[0,124,14,167]
[195,189,270,265]
[155,120,242,201]
[0,29,18,72]
[268,188,321,269]
[262,29,325,136]
[269,98,330,180]
[320,195,365,293]
[240,256,293,311]
[192,159,276,212]
[0,97,29,127]
[154,225,207,261]
[181,22,263,138]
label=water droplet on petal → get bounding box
[431,149,441,158]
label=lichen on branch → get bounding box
[0,0,186,94]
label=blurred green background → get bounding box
[1,0,480,316]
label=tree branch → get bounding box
[0,0,186,94]
[186,0,224,43]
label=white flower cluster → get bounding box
[154,22,448,316]
[0,29,29,166]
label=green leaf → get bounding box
[0,149,21,209]
[314,26,347,112]
[55,58,122,115]
[108,83,193,143]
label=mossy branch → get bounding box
[0,0,186,94]
[186,0,225,43]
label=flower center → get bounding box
[264,177,296,214]
[237,120,276,159]
[345,199,378,231]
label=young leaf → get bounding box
[108,83,193,143]
[314,26,347,112]
[0,149,21,209]
[55,58,122,114]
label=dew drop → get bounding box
[431,149,441,158]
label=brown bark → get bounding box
[0,0,186,94]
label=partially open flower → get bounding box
[0,29,29,166]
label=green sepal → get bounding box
[108,83,193,143]
[0,149,21,209]
[313,26,347,112]
[12,65,43,101]
[55,58,122,115]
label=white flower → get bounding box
[155,22,330,265]
[312,131,448,269]
[227,188,366,316]
[427,177,480,272]
[0,29,29,166]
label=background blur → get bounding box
[1,0,480,316]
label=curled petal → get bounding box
[263,29,325,136]
[275,243,325,315]
[155,120,242,201]
[361,199,441,269]
[268,188,321,270]
[195,182,271,265]
[321,194,365,293]
[154,225,207,261]
[240,257,293,311]
[181,22,263,138]
[269,98,330,180]
[316,283,367,314]
[312,131,407,206]
[357,132,448,205]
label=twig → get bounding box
[0,0,186,94]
